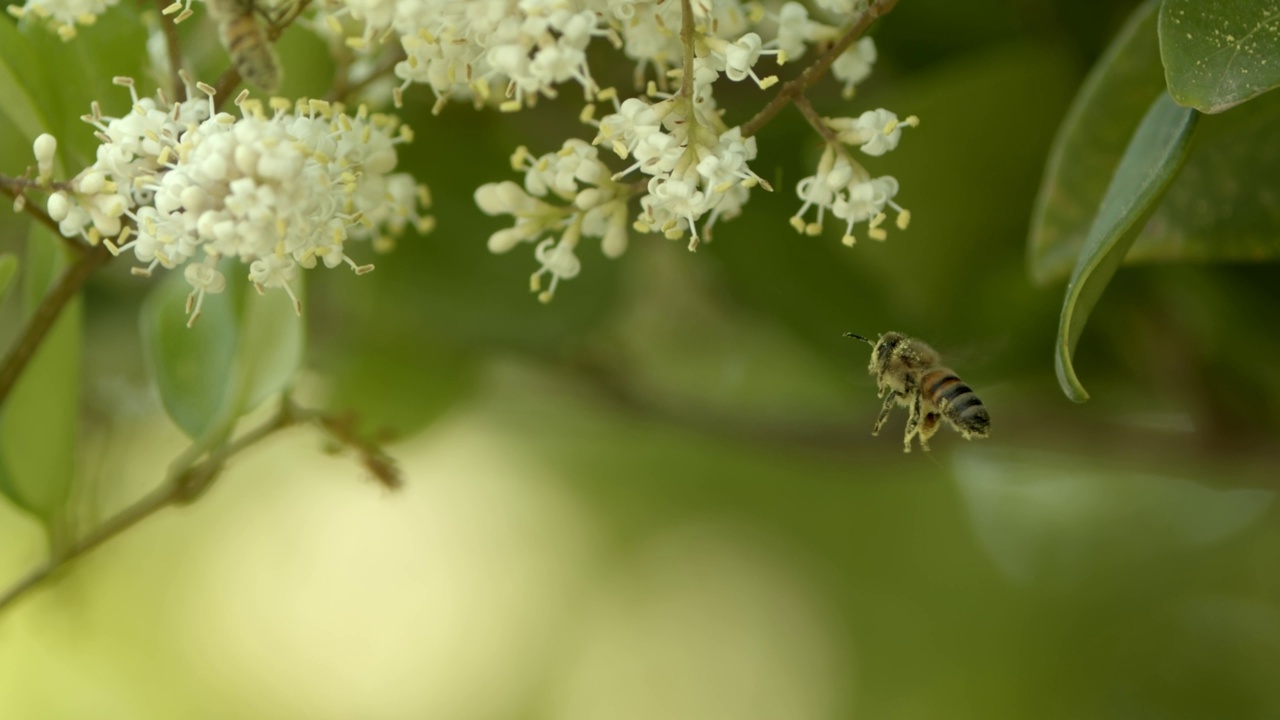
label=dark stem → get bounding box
[740,0,900,138]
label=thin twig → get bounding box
[0,399,302,614]
[0,186,89,256]
[740,0,899,138]
[0,243,111,408]
[155,0,187,102]
[792,94,840,143]
[323,50,404,104]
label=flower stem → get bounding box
[740,0,900,138]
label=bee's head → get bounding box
[844,331,903,375]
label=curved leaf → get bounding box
[1056,93,1199,402]
[1028,0,1165,285]
[0,228,79,535]
[1159,0,1280,113]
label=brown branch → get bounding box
[0,243,111,409]
[740,0,899,138]
[155,0,187,102]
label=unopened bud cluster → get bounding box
[43,77,431,324]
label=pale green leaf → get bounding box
[1159,0,1280,113]
[140,271,241,441]
[235,278,305,414]
[141,269,306,442]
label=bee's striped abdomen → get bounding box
[921,368,990,439]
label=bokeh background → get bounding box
[3,0,1280,717]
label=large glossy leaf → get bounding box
[141,268,305,443]
[0,228,79,536]
[1028,0,1165,285]
[1159,0,1280,113]
[1056,93,1199,403]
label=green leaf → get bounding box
[1028,0,1165,285]
[0,228,80,534]
[140,268,306,443]
[140,270,241,441]
[1159,0,1280,113]
[0,254,17,302]
[1056,93,1199,402]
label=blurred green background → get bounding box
[3,0,1280,717]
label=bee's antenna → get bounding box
[843,332,874,345]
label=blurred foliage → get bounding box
[1,0,1279,718]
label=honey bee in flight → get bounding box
[207,0,281,93]
[845,331,990,452]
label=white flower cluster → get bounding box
[475,139,629,303]
[790,108,917,246]
[313,0,909,299]
[6,0,119,40]
[45,77,431,324]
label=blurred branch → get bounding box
[0,243,111,409]
[155,0,187,102]
[0,396,399,615]
[566,352,875,456]
[741,0,899,138]
[324,49,404,104]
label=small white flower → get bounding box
[531,234,581,303]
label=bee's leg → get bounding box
[918,412,941,452]
[903,390,923,453]
[872,390,899,436]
